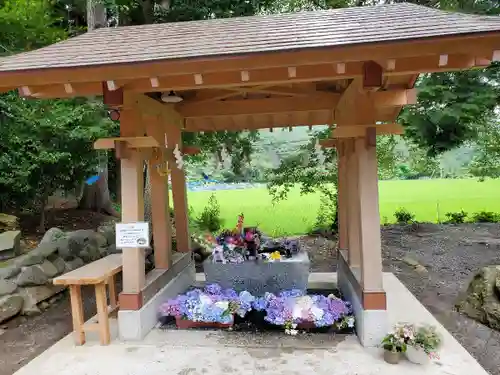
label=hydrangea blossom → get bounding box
[255,290,354,333]
[159,284,255,324]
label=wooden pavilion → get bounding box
[1,2,499,346]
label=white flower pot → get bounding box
[406,346,430,365]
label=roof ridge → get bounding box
[90,2,427,33]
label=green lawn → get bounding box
[186,178,500,235]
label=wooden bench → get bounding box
[53,254,122,345]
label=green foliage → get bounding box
[194,194,224,233]
[468,121,500,179]
[410,325,442,355]
[314,187,337,232]
[266,128,337,202]
[394,207,415,224]
[470,211,500,223]
[381,332,407,353]
[0,0,66,54]
[444,210,467,224]
[0,92,115,212]
[400,66,500,157]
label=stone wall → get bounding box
[0,223,116,323]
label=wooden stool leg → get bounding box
[69,285,85,345]
[108,275,117,308]
[95,282,110,345]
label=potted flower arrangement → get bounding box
[159,284,255,329]
[381,323,414,364]
[406,324,442,365]
[251,290,354,334]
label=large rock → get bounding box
[64,257,84,272]
[37,228,72,259]
[97,223,116,246]
[0,279,17,296]
[50,257,66,275]
[66,230,103,259]
[456,265,500,330]
[0,295,23,323]
[15,265,48,287]
[106,244,120,255]
[36,260,59,278]
[0,213,19,232]
[18,285,66,314]
[40,227,65,244]
[14,252,45,267]
[0,230,21,260]
[79,243,102,263]
[0,265,21,279]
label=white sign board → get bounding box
[116,222,150,249]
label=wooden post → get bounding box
[346,138,361,267]
[146,118,172,269]
[356,128,383,292]
[165,124,191,252]
[337,140,348,251]
[119,103,146,297]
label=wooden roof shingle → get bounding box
[0,3,499,72]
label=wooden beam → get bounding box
[177,94,339,118]
[179,89,413,119]
[184,109,398,132]
[123,63,362,93]
[371,89,417,107]
[182,146,201,155]
[133,94,184,127]
[13,53,491,100]
[94,136,160,150]
[102,82,123,107]
[363,61,383,89]
[319,139,337,148]
[118,103,146,296]
[1,33,498,88]
[332,123,404,138]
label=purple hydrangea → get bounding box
[258,291,353,328]
[159,284,255,323]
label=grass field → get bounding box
[187,178,500,235]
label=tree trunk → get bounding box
[87,0,107,30]
[142,0,154,24]
[38,192,49,233]
[78,166,120,217]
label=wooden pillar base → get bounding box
[119,292,143,310]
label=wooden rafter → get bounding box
[12,51,495,99]
[332,123,404,138]
[177,89,415,118]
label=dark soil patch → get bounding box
[17,208,116,250]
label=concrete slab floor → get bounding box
[13,273,488,375]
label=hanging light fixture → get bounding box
[161,90,183,103]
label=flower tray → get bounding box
[297,321,316,329]
[175,316,233,329]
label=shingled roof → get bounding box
[1,3,499,72]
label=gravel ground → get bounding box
[304,223,500,375]
[1,223,500,375]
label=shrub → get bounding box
[394,208,415,224]
[470,211,500,223]
[314,189,337,232]
[194,194,224,232]
[445,210,468,224]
